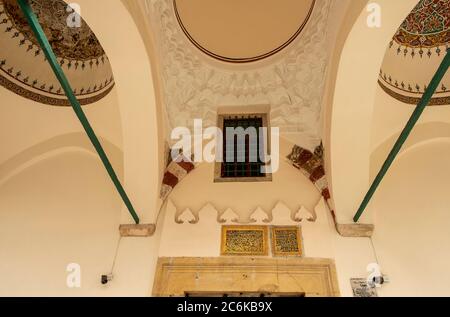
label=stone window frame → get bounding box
[214,105,273,183]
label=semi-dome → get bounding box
[378,0,449,106]
[0,0,115,106]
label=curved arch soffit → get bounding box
[73,0,162,221]
[329,0,418,223]
[370,122,450,178]
[0,133,123,187]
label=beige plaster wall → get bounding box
[367,32,450,297]
[158,193,376,297]
[2,136,448,297]
[157,137,378,297]
[0,151,121,296]
[321,0,367,213]
[0,150,164,296]
[363,0,450,297]
[0,0,164,296]
[370,85,450,153]
[168,138,321,222]
[73,0,162,224]
[0,143,378,297]
[1,0,164,224]
[329,0,417,224]
[0,85,123,166]
[3,0,449,298]
[371,140,450,297]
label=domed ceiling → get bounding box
[0,0,114,106]
[379,0,449,106]
[174,0,316,63]
[147,0,333,151]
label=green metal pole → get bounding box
[354,49,450,223]
[17,0,140,224]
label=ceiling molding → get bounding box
[146,0,333,151]
[173,0,316,64]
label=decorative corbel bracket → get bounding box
[119,224,156,237]
[335,224,374,238]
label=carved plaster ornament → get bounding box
[193,203,222,225]
[172,201,320,225]
[146,0,333,152]
[218,208,239,224]
[250,207,270,224]
[175,208,196,224]
[295,206,316,222]
[270,202,297,224]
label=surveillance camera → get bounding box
[368,275,389,288]
[101,274,113,285]
[372,276,385,285]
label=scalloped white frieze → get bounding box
[219,209,239,224]
[175,208,196,224]
[295,206,316,223]
[250,207,270,224]
[270,202,300,225]
[197,203,223,225]
[170,201,316,225]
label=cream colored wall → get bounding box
[3,0,450,298]
[367,27,450,296]
[367,64,450,296]
[329,0,417,224]
[0,57,132,296]
[3,132,447,296]
[157,136,378,297]
[321,0,367,213]
[0,151,121,296]
[0,0,164,296]
[0,139,383,297]
[0,86,123,166]
[0,0,164,224]
[73,0,162,224]
[371,139,450,297]
[371,122,450,177]
[371,85,450,153]
[168,138,321,222]
[158,194,377,298]
[0,149,163,296]
[121,0,168,190]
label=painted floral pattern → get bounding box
[394,0,449,48]
[0,0,114,106]
[2,0,104,61]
